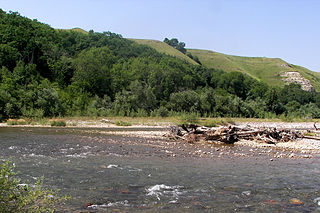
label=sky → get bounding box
[2,0,320,72]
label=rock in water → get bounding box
[314,197,320,206]
[289,198,304,205]
[241,191,251,196]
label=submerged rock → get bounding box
[314,197,320,206]
[241,191,251,196]
[290,198,304,206]
[264,200,279,205]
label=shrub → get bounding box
[200,118,235,127]
[21,108,45,119]
[114,121,132,126]
[7,119,28,125]
[179,112,199,124]
[0,160,69,212]
[150,106,169,117]
[68,121,78,126]
[7,119,18,125]
[167,90,200,113]
[50,120,66,127]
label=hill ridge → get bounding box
[53,29,320,91]
[186,48,320,91]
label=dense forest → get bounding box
[1,9,320,121]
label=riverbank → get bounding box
[1,118,320,159]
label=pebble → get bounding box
[193,201,202,206]
[241,191,251,196]
[289,198,304,206]
[314,197,320,206]
[270,159,273,161]
[85,202,93,208]
[264,199,278,205]
[168,200,179,204]
[119,189,131,194]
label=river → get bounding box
[1,127,320,212]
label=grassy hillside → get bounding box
[187,49,320,91]
[52,31,320,90]
[56,27,88,34]
[130,39,199,65]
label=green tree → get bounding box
[265,87,285,114]
[163,38,186,54]
[72,46,116,97]
[167,90,200,112]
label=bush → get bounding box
[50,120,66,127]
[114,121,132,126]
[131,109,149,117]
[150,106,169,117]
[299,103,320,119]
[7,119,28,125]
[179,112,199,124]
[167,90,200,113]
[21,108,45,119]
[0,160,69,212]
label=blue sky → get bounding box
[2,0,320,72]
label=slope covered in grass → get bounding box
[53,30,320,91]
[187,49,320,91]
[130,39,198,65]
[128,39,320,90]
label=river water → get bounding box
[1,127,320,212]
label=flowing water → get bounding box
[1,127,320,212]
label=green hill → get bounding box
[187,49,320,91]
[4,9,320,119]
[53,30,320,91]
[127,39,320,91]
[129,39,199,65]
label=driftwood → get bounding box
[303,135,320,140]
[167,124,307,144]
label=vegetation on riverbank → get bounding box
[2,9,320,122]
[0,160,69,212]
[3,116,320,129]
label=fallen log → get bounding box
[302,135,320,141]
[166,124,307,145]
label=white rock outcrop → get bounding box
[281,71,315,92]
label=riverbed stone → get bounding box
[290,198,304,205]
[314,197,320,206]
[241,191,251,196]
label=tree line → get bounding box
[1,9,320,120]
